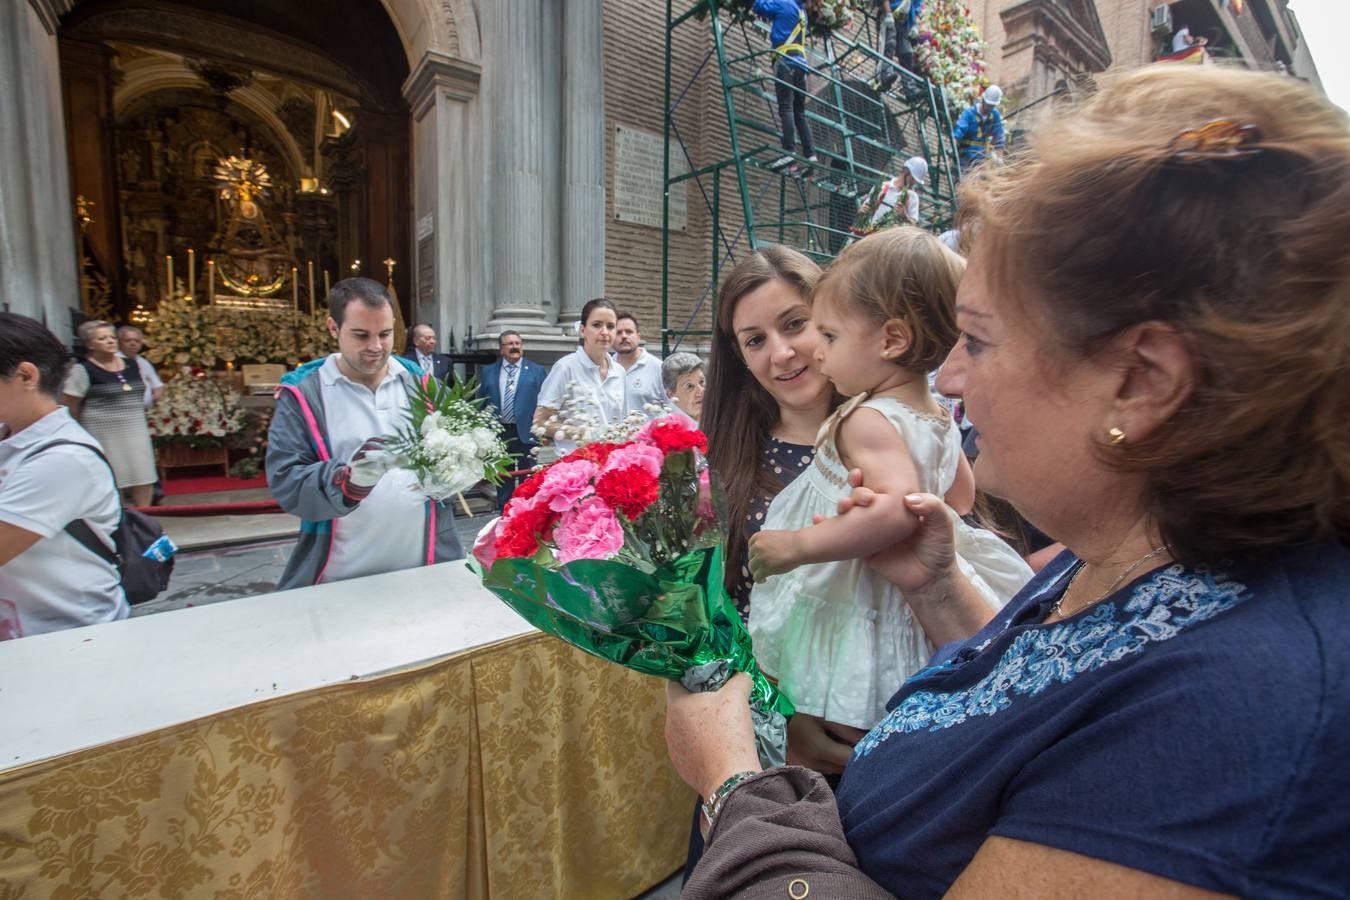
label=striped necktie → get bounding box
[502,363,517,424]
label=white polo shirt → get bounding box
[537,347,625,453]
[618,348,667,417]
[317,355,426,583]
[0,407,127,640]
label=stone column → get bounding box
[479,0,567,347]
[404,51,484,353]
[0,1,79,331]
[560,0,606,325]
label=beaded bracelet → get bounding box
[701,770,758,830]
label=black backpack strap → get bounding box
[29,438,113,470]
[64,518,121,566]
[27,439,122,563]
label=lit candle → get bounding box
[187,248,195,298]
[307,259,315,311]
[323,269,330,296]
[165,255,174,299]
[291,266,299,312]
[207,259,216,304]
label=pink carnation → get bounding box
[554,496,624,563]
[471,517,502,569]
[599,442,663,480]
[533,458,599,512]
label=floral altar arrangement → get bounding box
[471,416,793,766]
[386,376,514,500]
[227,406,273,479]
[148,368,248,448]
[144,289,333,369]
[143,288,214,370]
[914,0,991,111]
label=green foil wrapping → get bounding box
[475,544,793,767]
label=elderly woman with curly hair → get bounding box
[661,352,706,426]
[666,65,1350,898]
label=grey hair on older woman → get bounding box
[661,352,704,395]
[76,319,113,348]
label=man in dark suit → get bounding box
[478,330,545,510]
[401,324,453,382]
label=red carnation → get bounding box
[562,441,623,467]
[495,498,560,558]
[645,421,708,455]
[594,466,661,520]
[512,469,547,502]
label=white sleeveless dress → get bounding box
[748,395,1033,730]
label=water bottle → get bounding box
[142,534,178,562]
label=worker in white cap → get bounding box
[953,84,1007,170]
[850,155,928,237]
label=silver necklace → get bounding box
[1050,545,1172,620]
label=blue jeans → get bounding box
[774,58,815,157]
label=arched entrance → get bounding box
[58,0,416,323]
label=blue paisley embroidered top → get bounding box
[835,542,1350,898]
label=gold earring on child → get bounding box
[1108,426,1126,445]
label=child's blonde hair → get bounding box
[814,226,964,372]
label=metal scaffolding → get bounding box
[661,0,962,353]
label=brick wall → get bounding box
[967,1,1164,89]
[602,0,718,351]
[600,1,797,353]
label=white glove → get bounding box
[347,436,399,488]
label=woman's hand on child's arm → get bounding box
[787,713,869,775]
[793,408,922,565]
[748,529,801,582]
[834,471,998,645]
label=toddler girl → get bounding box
[747,227,1032,731]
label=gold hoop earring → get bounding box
[1108,427,1126,445]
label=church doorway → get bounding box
[58,0,412,327]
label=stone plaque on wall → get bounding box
[613,125,687,231]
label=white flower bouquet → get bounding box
[387,377,514,500]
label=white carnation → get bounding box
[420,411,444,437]
[423,428,454,458]
[471,427,498,455]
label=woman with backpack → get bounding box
[0,313,127,640]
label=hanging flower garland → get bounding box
[700,0,859,39]
[913,1,992,112]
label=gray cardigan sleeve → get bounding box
[682,767,894,899]
[265,390,357,522]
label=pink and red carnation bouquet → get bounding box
[471,415,793,766]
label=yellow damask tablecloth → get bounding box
[0,633,692,899]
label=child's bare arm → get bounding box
[945,451,976,516]
[749,409,920,580]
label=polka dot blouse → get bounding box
[731,436,816,620]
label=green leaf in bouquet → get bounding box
[475,544,793,765]
[388,372,514,489]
